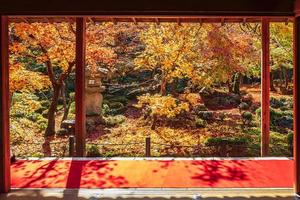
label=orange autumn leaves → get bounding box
[9,22,117,92]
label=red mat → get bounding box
[11,159,293,188]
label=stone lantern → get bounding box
[85,67,108,125]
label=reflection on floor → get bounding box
[11,158,293,189]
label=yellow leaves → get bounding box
[179,93,202,106]
[135,94,189,119]
[9,67,51,93]
[134,23,209,86]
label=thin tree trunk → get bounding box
[284,68,289,90]
[45,84,61,137]
[227,80,233,93]
[270,72,276,91]
[160,75,167,95]
[60,82,70,123]
[233,73,241,94]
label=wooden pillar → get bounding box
[261,18,270,157]
[294,1,300,196]
[0,15,10,193]
[75,17,86,157]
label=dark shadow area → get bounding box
[190,160,248,186]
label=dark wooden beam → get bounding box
[294,1,300,198]
[0,15,10,193]
[8,16,295,24]
[261,18,270,157]
[0,0,295,16]
[75,17,86,157]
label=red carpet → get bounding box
[11,159,293,188]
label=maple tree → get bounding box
[10,22,116,137]
[204,24,259,93]
[270,23,293,93]
[135,23,259,95]
[134,23,210,95]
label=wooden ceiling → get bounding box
[0,0,296,16]
[8,16,294,24]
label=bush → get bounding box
[109,96,129,105]
[27,113,44,122]
[86,144,101,157]
[241,94,253,106]
[37,118,48,131]
[195,117,206,128]
[270,97,285,109]
[218,112,226,121]
[287,132,293,147]
[102,102,125,116]
[276,115,293,129]
[239,102,250,111]
[194,104,208,113]
[69,102,76,114]
[104,115,126,127]
[197,111,214,121]
[205,137,248,146]
[241,111,253,125]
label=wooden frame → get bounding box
[75,17,86,157]
[0,0,299,196]
[0,15,10,193]
[261,18,270,156]
[294,0,300,196]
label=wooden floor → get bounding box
[0,188,295,200]
[11,158,293,189]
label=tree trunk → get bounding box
[270,72,276,92]
[284,68,289,90]
[45,84,61,137]
[227,80,233,93]
[60,82,70,123]
[160,76,167,95]
[233,73,241,94]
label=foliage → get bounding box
[239,102,250,111]
[195,117,207,128]
[135,94,189,119]
[86,144,101,157]
[241,111,253,126]
[196,111,214,121]
[205,137,248,146]
[104,115,126,126]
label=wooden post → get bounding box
[0,15,10,193]
[69,135,75,157]
[75,17,86,157]
[261,18,270,157]
[145,137,151,157]
[294,1,300,197]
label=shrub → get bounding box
[37,118,48,131]
[86,144,101,157]
[205,137,248,146]
[194,104,208,113]
[287,132,293,147]
[218,112,226,121]
[109,96,129,105]
[241,111,253,125]
[135,94,189,119]
[270,97,284,109]
[27,113,43,122]
[276,115,293,129]
[241,94,253,106]
[69,102,76,114]
[239,102,250,111]
[104,115,126,127]
[197,111,214,121]
[195,117,206,128]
